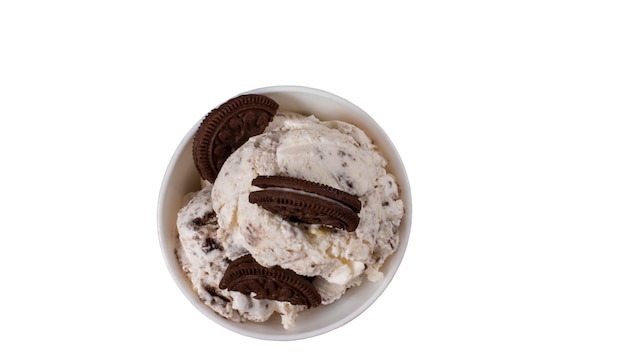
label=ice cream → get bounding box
[176,110,404,329]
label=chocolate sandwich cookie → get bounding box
[219,254,321,308]
[192,94,279,182]
[249,175,361,232]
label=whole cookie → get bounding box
[249,175,361,232]
[192,94,279,182]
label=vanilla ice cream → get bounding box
[176,111,404,329]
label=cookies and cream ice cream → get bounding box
[176,105,404,329]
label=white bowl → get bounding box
[157,86,412,340]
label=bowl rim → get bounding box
[157,85,412,340]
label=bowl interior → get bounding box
[158,86,412,340]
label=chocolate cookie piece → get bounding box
[249,175,361,232]
[252,175,361,212]
[192,94,279,182]
[219,254,321,308]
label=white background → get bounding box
[1,1,625,351]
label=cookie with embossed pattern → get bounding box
[219,254,321,308]
[192,94,278,182]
